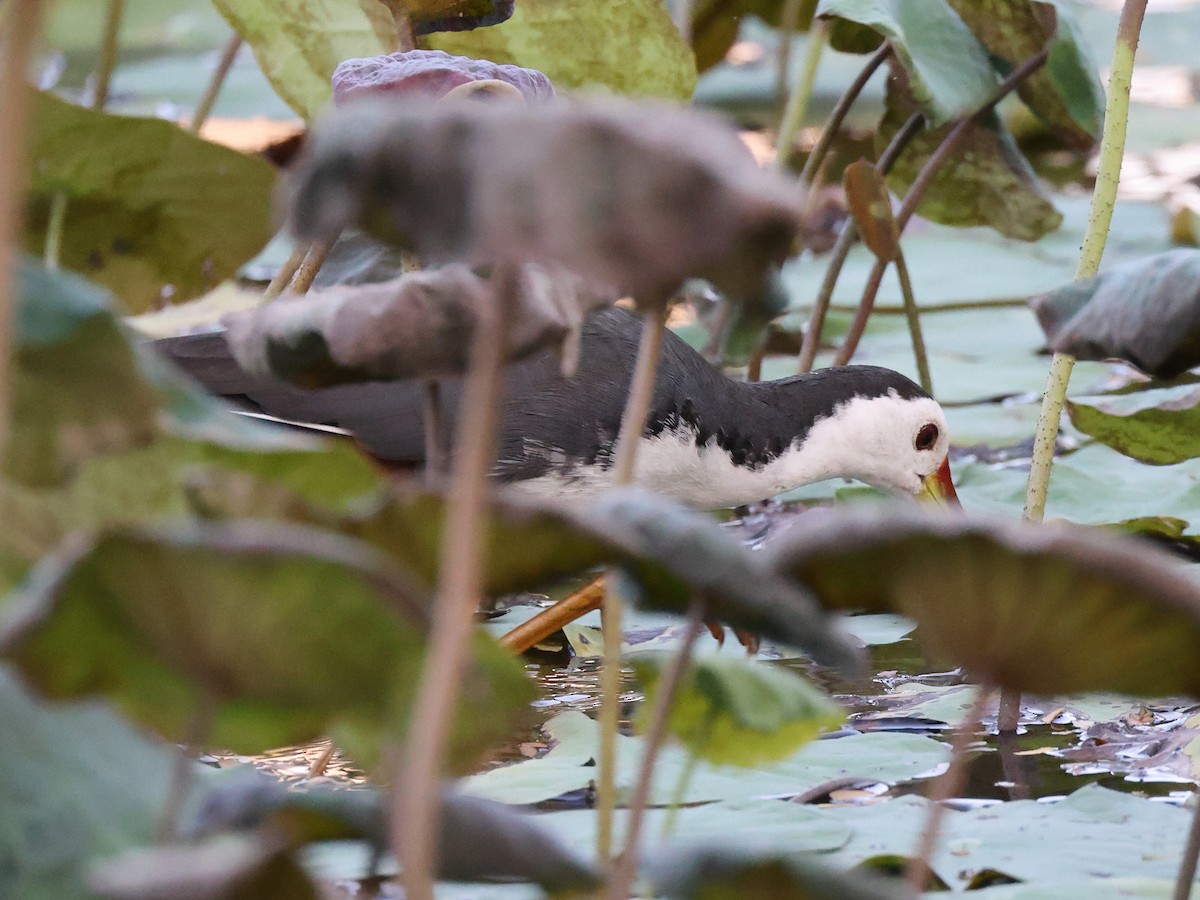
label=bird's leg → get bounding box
[498,575,606,653]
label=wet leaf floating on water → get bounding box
[648,847,914,900]
[877,75,1063,241]
[380,0,514,35]
[289,97,805,304]
[23,92,277,312]
[816,0,997,125]
[333,48,554,104]
[1068,383,1200,466]
[768,505,1200,697]
[1031,249,1200,378]
[222,264,612,387]
[0,521,533,760]
[211,0,393,121]
[89,834,321,900]
[426,0,696,100]
[944,0,1103,151]
[631,653,845,767]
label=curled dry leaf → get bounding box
[223,263,611,387]
[288,97,805,304]
[843,159,900,262]
[1030,249,1200,378]
[768,505,1200,697]
[332,48,554,104]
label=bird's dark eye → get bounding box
[914,423,939,451]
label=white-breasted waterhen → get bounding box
[154,305,959,649]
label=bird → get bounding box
[154,305,958,652]
[153,305,958,511]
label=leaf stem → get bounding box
[422,379,447,484]
[598,306,670,865]
[43,191,67,270]
[796,111,923,373]
[287,237,335,296]
[396,265,517,900]
[609,600,705,899]
[1173,793,1200,900]
[798,41,891,186]
[894,249,931,392]
[0,0,43,462]
[189,33,243,134]
[774,19,828,172]
[772,0,806,120]
[832,47,1051,369]
[1023,0,1145,524]
[156,691,218,843]
[904,684,991,892]
[91,0,123,110]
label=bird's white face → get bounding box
[789,391,954,498]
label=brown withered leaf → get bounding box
[877,73,1062,241]
[223,263,612,387]
[287,97,805,305]
[843,160,899,262]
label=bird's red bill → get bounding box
[918,457,961,508]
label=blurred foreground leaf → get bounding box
[769,505,1200,696]
[290,96,801,303]
[0,667,214,899]
[211,0,393,120]
[1031,249,1200,378]
[632,654,845,766]
[24,92,277,311]
[0,522,532,761]
[426,0,696,99]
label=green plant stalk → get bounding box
[597,306,669,864]
[189,33,243,134]
[797,111,923,373]
[43,191,67,270]
[609,600,705,899]
[396,265,517,900]
[774,19,827,172]
[830,297,1027,315]
[904,685,991,892]
[92,0,122,110]
[772,0,805,120]
[833,46,1050,369]
[659,721,709,840]
[1023,0,1145,525]
[894,250,932,392]
[798,41,892,187]
[0,0,43,462]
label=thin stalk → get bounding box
[422,379,446,484]
[262,242,309,301]
[796,111,923,373]
[307,741,337,779]
[156,692,218,842]
[597,306,670,865]
[798,42,892,186]
[894,250,931,392]
[287,237,335,296]
[0,0,43,462]
[772,0,805,120]
[659,725,708,839]
[833,46,1051,369]
[609,601,705,900]
[1023,0,1144,524]
[1173,793,1200,900]
[189,33,242,134]
[904,685,992,893]
[396,266,518,900]
[391,6,416,51]
[774,19,828,172]
[828,297,1027,315]
[43,191,67,270]
[997,689,1021,733]
[91,0,122,110]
